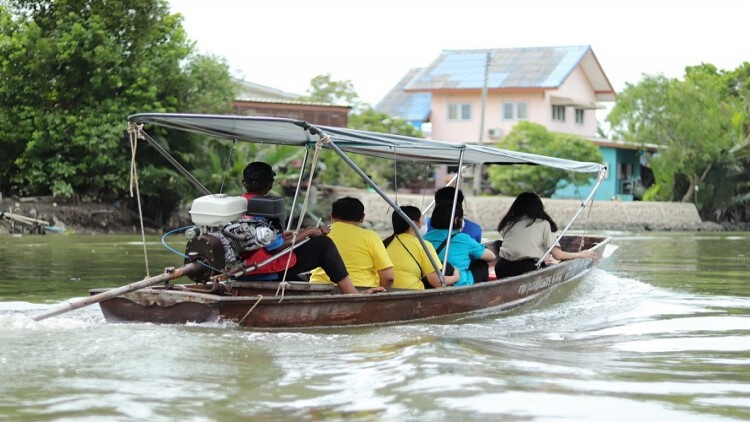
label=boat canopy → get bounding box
[128,113,605,173]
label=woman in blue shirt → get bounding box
[423,203,495,286]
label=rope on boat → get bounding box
[274,280,290,302]
[128,122,150,277]
[419,164,432,211]
[239,295,263,325]
[218,139,237,195]
[276,134,328,298]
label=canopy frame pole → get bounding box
[421,167,467,217]
[136,126,212,195]
[286,147,311,231]
[440,150,466,285]
[536,169,606,268]
[324,137,445,283]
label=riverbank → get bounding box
[346,190,729,233]
[1,192,743,235]
[0,197,146,235]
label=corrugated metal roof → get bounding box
[234,79,301,101]
[406,45,592,90]
[374,68,432,122]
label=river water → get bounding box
[0,232,749,421]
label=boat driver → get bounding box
[241,161,380,294]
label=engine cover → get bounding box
[189,194,248,226]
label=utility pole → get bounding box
[473,51,491,196]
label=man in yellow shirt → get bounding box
[310,197,394,289]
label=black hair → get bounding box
[497,191,558,233]
[243,162,276,193]
[434,187,464,205]
[383,206,421,247]
[430,202,463,230]
[331,197,365,222]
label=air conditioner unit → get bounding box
[487,128,502,138]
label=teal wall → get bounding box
[553,146,644,201]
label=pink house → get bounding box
[377,45,615,143]
[373,45,651,198]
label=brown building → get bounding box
[233,80,350,127]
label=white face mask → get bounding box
[418,223,428,236]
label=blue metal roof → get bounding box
[406,45,592,90]
[374,68,431,122]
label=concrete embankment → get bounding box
[0,191,728,235]
[331,188,722,233]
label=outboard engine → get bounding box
[183,194,284,282]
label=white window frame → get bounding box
[575,108,584,125]
[552,105,566,121]
[502,102,528,120]
[448,103,472,121]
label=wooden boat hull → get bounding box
[92,236,612,329]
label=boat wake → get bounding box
[0,300,103,330]
[443,269,653,333]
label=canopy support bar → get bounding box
[324,137,445,283]
[421,167,468,217]
[536,169,606,267]
[286,147,311,231]
[440,150,465,286]
[136,126,211,195]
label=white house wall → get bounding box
[430,65,600,144]
[544,65,599,137]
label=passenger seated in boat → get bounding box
[241,162,372,294]
[495,192,597,278]
[427,187,488,281]
[384,205,460,290]
[426,187,482,242]
[423,203,495,286]
[310,197,394,289]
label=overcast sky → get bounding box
[170,0,747,109]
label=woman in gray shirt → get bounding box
[495,192,596,278]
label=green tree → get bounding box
[315,108,429,191]
[296,74,434,191]
[723,63,750,221]
[607,69,736,206]
[349,108,429,190]
[486,122,603,197]
[0,0,235,218]
[298,73,363,111]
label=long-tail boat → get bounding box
[33,113,617,329]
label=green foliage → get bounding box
[297,75,433,191]
[316,151,372,189]
[348,108,428,190]
[486,122,603,197]
[312,108,430,191]
[348,109,423,137]
[298,73,362,110]
[0,0,236,222]
[607,63,750,220]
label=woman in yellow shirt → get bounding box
[384,206,460,290]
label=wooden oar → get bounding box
[30,262,202,322]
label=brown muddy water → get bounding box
[0,232,749,420]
